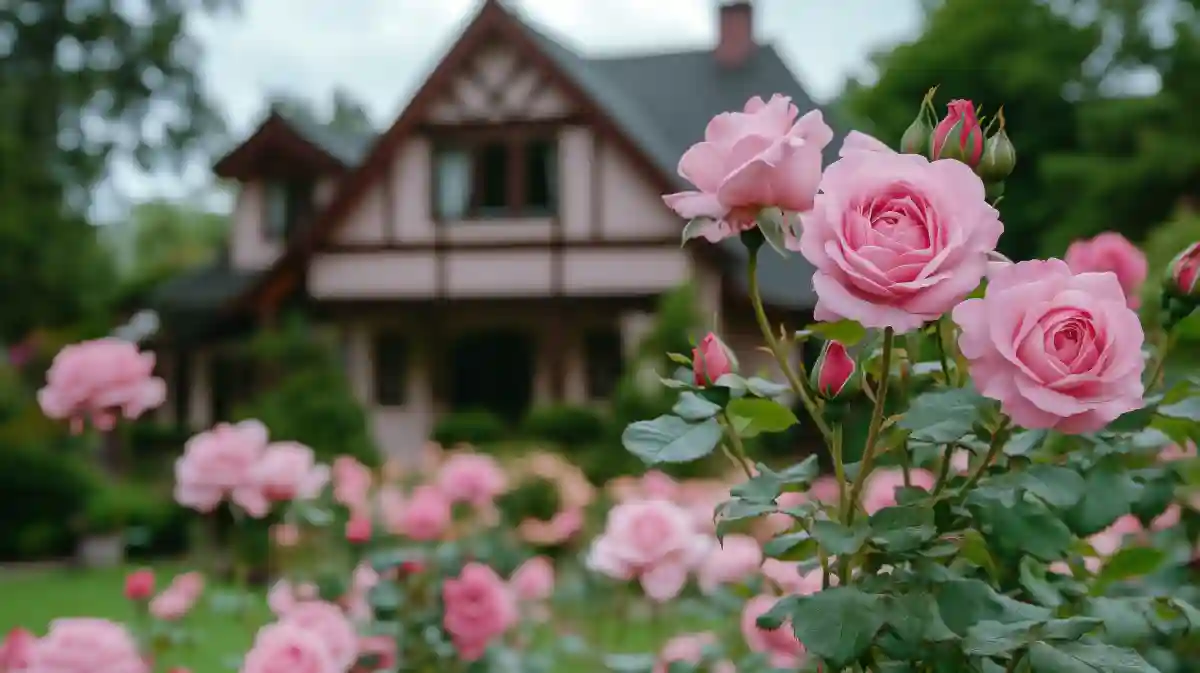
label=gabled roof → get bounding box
[212,0,837,314]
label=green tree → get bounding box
[105,199,229,301]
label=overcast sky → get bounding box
[99,0,922,221]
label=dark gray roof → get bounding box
[151,260,261,312]
[273,110,376,166]
[518,17,829,310]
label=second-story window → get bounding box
[263,178,314,241]
[433,135,558,220]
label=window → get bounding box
[433,136,558,219]
[584,329,623,400]
[263,178,314,241]
[373,331,409,407]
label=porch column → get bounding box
[187,349,212,429]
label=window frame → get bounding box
[261,176,315,242]
[430,127,559,221]
[373,330,410,408]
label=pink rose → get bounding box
[272,523,300,548]
[509,556,555,603]
[587,499,709,602]
[249,442,330,513]
[839,131,893,157]
[794,133,1003,333]
[442,563,518,662]
[377,486,406,533]
[173,420,268,513]
[396,485,451,541]
[759,492,807,539]
[352,636,396,673]
[862,469,935,515]
[332,456,372,512]
[0,628,36,673]
[760,559,824,596]
[1161,441,1197,462]
[124,568,155,601]
[149,572,204,621]
[1151,504,1181,532]
[37,338,165,433]
[341,563,379,622]
[931,99,984,166]
[279,601,358,670]
[26,619,146,673]
[741,595,806,669]
[663,95,833,242]
[697,534,762,594]
[654,633,735,673]
[1065,232,1148,309]
[518,508,584,546]
[436,453,507,508]
[267,580,318,617]
[240,623,338,673]
[640,471,681,501]
[345,514,372,544]
[692,333,735,386]
[953,259,1146,433]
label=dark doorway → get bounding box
[448,330,535,423]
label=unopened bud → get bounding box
[900,112,932,155]
[811,340,857,400]
[1166,242,1200,299]
[931,99,984,166]
[977,129,1016,182]
[692,332,737,386]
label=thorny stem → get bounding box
[719,413,755,480]
[747,250,835,445]
[960,419,1011,495]
[846,327,896,527]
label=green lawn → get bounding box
[0,564,709,672]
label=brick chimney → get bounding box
[715,1,755,67]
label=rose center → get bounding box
[631,515,669,552]
[1047,315,1096,367]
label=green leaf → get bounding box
[1066,464,1143,536]
[1019,557,1063,608]
[756,207,791,257]
[1028,641,1159,673]
[1011,465,1088,509]
[681,217,714,245]
[672,392,722,422]
[604,653,657,673]
[1094,546,1166,592]
[756,595,800,630]
[972,495,1073,561]
[726,398,799,438]
[809,320,868,347]
[1005,429,1049,456]
[729,457,819,504]
[1083,598,1155,647]
[1157,397,1200,421]
[788,588,885,667]
[936,579,1051,636]
[868,505,937,553]
[885,593,958,648]
[745,377,790,398]
[811,519,870,555]
[958,529,1000,581]
[900,387,988,443]
[622,415,723,464]
[763,532,816,560]
[368,582,402,616]
[1041,617,1103,641]
[962,620,1040,657]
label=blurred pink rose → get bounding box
[0,627,36,673]
[862,469,935,515]
[26,619,145,673]
[173,420,268,514]
[149,572,204,621]
[809,476,841,504]
[377,486,406,534]
[396,485,451,541]
[663,95,832,242]
[1161,441,1197,462]
[436,453,507,508]
[640,471,681,501]
[760,559,824,596]
[1091,515,1143,557]
[352,636,396,673]
[442,563,517,662]
[697,534,762,594]
[654,633,735,673]
[280,601,358,670]
[518,508,584,546]
[587,499,709,602]
[953,259,1146,434]
[124,568,155,601]
[1151,504,1181,532]
[1065,232,1148,309]
[794,133,1002,333]
[37,338,166,433]
[510,556,555,603]
[332,457,372,512]
[342,563,380,622]
[272,523,300,548]
[240,623,337,673]
[741,595,805,669]
[267,580,318,617]
[345,514,372,544]
[758,491,808,539]
[250,442,329,512]
[950,450,972,475]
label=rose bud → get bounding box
[692,332,736,386]
[1166,242,1200,299]
[931,99,984,167]
[124,568,155,601]
[977,128,1016,182]
[811,340,857,400]
[345,515,372,544]
[900,110,932,155]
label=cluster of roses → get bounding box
[666,92,1198,433]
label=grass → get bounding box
[0,564,711,672]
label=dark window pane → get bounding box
[475,142,509,213]
[584,329,623,400]
[284,179,314,238]
[374,332,409,407]
[524,139,556,211]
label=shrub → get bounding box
[519,404,607,449]
[431,410,508,447]
[0,445,95,560]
